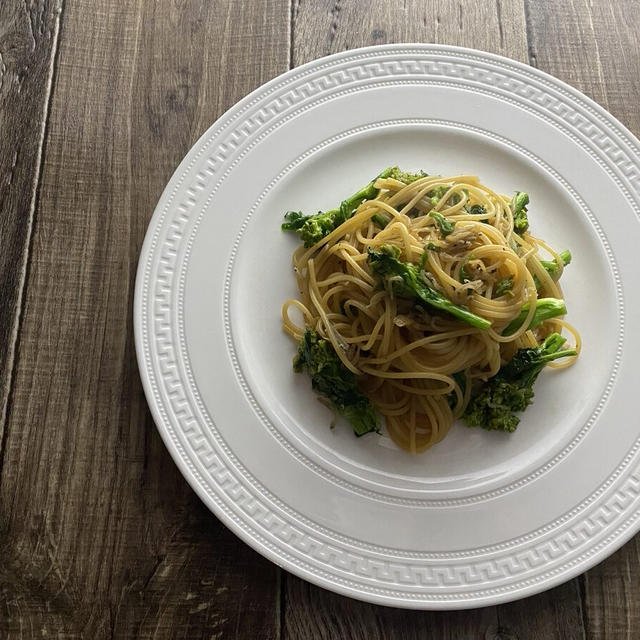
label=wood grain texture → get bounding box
[0,0,62,447]
[284,578,497,640]
[581,540,640,640]
[284,577,585,640]
[0,0,288,637]
[525,4,640,638]
[291,0,528,67]
[525,0,640,133]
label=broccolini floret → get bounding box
[293,330,379,437]
[428,185,449,206]
[281,167,395,248]
[463,333,576,431]
[367,245,491,330]
[371,168,431,225]
[511,191,530,235]
[281,210,311,231]
[386,167,428,184]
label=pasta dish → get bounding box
[281,167,580,453]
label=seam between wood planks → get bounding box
[523,0,537,67]
[0,0,67,479]
[288,0,296,69]
[578,574,590,639]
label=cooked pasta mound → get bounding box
[281,168,580,453]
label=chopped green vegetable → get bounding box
[459,263,472,284]
[281,167,395,247]
[372,212,391,228]
[534,250,572,290]
[511,191,530,235]
[495,275,514,297]
[281,210,312,231]
[387,167,428,184]
[463,333,576,431]
[429,211,455,237]
[469,204,486,215]
[502,297,567,336]
[428,185,449,206]
[367,245,491,330]
[447,371,468,409]
[294,330,379,436]
[540,250,571,280]
[419,243,441,270]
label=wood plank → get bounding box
[284,578,497,640]
[286,2,588,638]
[0,0,288,637]
[283,577,587,640]
[582,540,640,640]
[494,579,585,640]
[291,0,528,67]
[0,0,62,445]
[525,3,640,637]
[525,0,640,133]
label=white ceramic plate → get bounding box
[135,44,640,609]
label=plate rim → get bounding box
[134,43,640,609]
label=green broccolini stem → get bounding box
[499,332,577,386]
[367,245,491,330]
[502,298,567,336]
[344,166,394,208]
[281,167,395,247]
[540,250,572,279]
[372,213,391,228]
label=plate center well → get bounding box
[227,123,616,497]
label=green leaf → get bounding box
[495,275,514,297]
[429,211,455,237]
[511,191,530,235]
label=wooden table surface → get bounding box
[1,0,638,638]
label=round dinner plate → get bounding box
[134,44,640,609]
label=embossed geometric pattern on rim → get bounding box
[135,44,640,608]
